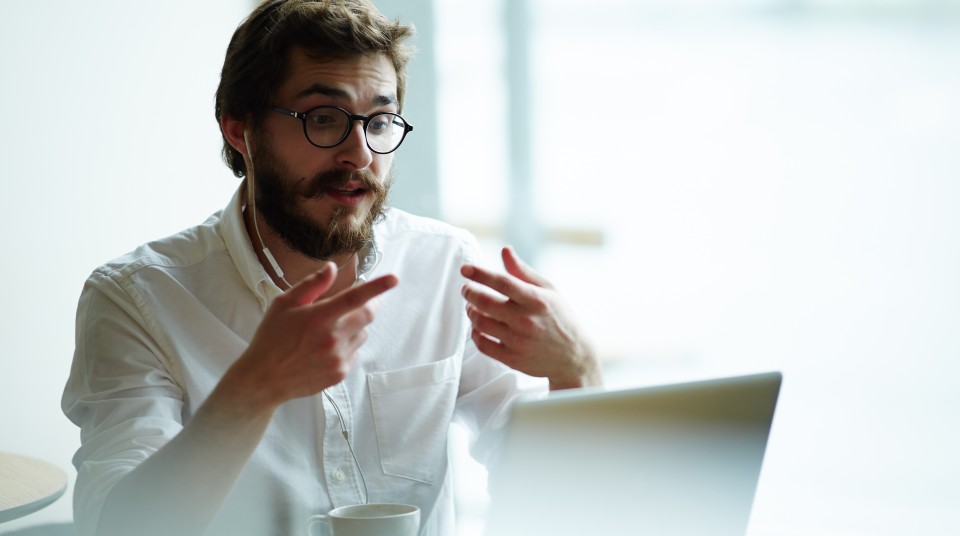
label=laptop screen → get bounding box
[484,372,782,536]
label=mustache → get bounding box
[302,168,379,199]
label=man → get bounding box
[62,1,601,535]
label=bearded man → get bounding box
[62,1,601,535]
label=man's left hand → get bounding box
[461,246,603,390]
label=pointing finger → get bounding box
[318,274,399,317]
[277,262,337,307]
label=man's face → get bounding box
[252,49,399,260]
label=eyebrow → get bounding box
[295,83,397,108]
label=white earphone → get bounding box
[243,129,290,285]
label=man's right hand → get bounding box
[227,262,399,413]
[96,264,397,536]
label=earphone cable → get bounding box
[322,389,370,504]
[245,131,368,505]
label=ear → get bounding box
[220,114,250,157]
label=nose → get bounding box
[334,120,374,170]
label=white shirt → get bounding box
[62,185,544,536]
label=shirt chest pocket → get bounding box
[367,355,459,484]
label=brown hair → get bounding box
[215,0,414,178]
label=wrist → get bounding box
[205,355,282,426]
[548,348,603,391]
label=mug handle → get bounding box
[306,514,330,535]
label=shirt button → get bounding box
[335,469,346,481]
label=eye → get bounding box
[368,113,401,135]
[305,108,347,131]
[308,112,338,125]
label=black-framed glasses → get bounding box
[271,105,413,154]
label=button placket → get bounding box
[317,383,365,507]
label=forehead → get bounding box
[276,48,399,109]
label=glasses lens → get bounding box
[366,113,408,153]
[304,107,350,147]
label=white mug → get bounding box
[308,503,420,536]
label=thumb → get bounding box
[502,246,552,289]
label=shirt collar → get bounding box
[357,223,382,282]
[220,181,279,307]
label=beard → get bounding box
[251,139,391,261]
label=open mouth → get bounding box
[333,187,365,196]
[324,186,369,206]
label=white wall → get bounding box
[0,1,249,531]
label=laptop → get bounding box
[484,371,782,536]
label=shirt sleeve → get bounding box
[455,339,547,468]
[61,270,185,536]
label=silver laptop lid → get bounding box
[484,371,782,536]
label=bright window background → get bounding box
[438,1,960,535]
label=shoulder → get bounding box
[376,208,479,252]
[376,208,476,244]
[90,211,227,286]
[372,208,482,269]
